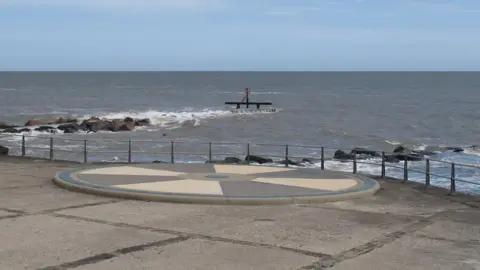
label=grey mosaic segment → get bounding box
[249,168,349,179]
[133,163,216,173]
[220,181,329,196]
[78,174,183,186]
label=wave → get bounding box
[80,107,279,130]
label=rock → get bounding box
[57,123,78,134]
[85,120,106,132]
[18,128,31,132]
[124,117,134,123]
[334,150,355,160]
[34,126,57,133]
[0,121,15,129]
[351,147,380,157]
[89,116,101,121]
[394,153,424,161]
[277,159,303,166]
[152,160,167,163]
[245,155,273,164]
[384,155,400,163]
[134,118,151,127]
[0,145,8,155]
[118,122,135,132]
[224,157,241,164]
[25,119,42,126]
[445,146,464,153]
[393,145,407,153]
[1,128,20,133]
[301,158,314,164]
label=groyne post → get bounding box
[353,150,357,174]
[21,135,25,157]
[321,147,325,170]
[425,159,430,187]
[208,142,212,162]
[128,140,132,164]
[403,159,408,182]
[83,140,87,163]
[381,151,386,178]
[170,141,175,164]
[285,144,289,167]
[49,137,53,161]
[450,163,456,194]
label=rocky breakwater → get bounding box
[0,116,151,134]
[334,145,466,163]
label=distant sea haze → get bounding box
[0,72,479,193]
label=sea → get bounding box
[1,72,479,194]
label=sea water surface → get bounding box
[1,72,479,193]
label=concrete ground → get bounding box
[0,156,479,270]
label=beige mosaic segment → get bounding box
[251,178,358,191]
[79,166,183,176]
[113,180,224,195]
[214,165,295,175]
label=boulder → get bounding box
[118,122,135,132]
[334,150,355,160]
[134,118,151,127]
[0,121,15,129]
[34,126,57,133]
[445,146,464,153]
[393,145,407,153]
[1,128,20,133]
[224,157,242,164]
[384,155,400,163]
[301,158,314,164]
[25,119,42,126]
[351,147,380,157]
[245,155,273,164]
[152,160,167,163]
[84,120,107,132]
[394,153,424,162]
[0,145,8,155]
[124,117,134,123]
[277,159,303,167]
[57,123,79,134]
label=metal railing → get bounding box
[0,134,479,195]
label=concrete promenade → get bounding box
[0,156,479,270]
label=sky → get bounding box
[0,0,480,71]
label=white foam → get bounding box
[81,107,279,130]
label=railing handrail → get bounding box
[0,133,479,194]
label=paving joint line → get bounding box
[37,200,122,214]
[49,213,332,259]
[412,234,480,246]
[0,184,48,190]
[297,218,436,270]
[295,204,433,219]
[37,235,191,270]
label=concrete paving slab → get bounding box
[327,235,480,270]
[0,214,177,270]
[78,174,183,185]
[323,181,469,216]
[136,163,217,173]
[55,201,415,255]
[74,238,317,270]
[0,173,50,189]
[413,210,480,243]
[0,184,115,213]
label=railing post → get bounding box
[83,140,87,163]
[450,163,456,195]
[285,144,289,167]
[21,135,26,157]
[425,159,430,187]
[353,150,357,174]
[128,140,132,164]
[381,151,385,178]
[170,141,174,164]
[208,142,212,162]
[49,137,53,161]
[320,147,325,170]
[403,158,408,182]
[246,143,250,163]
